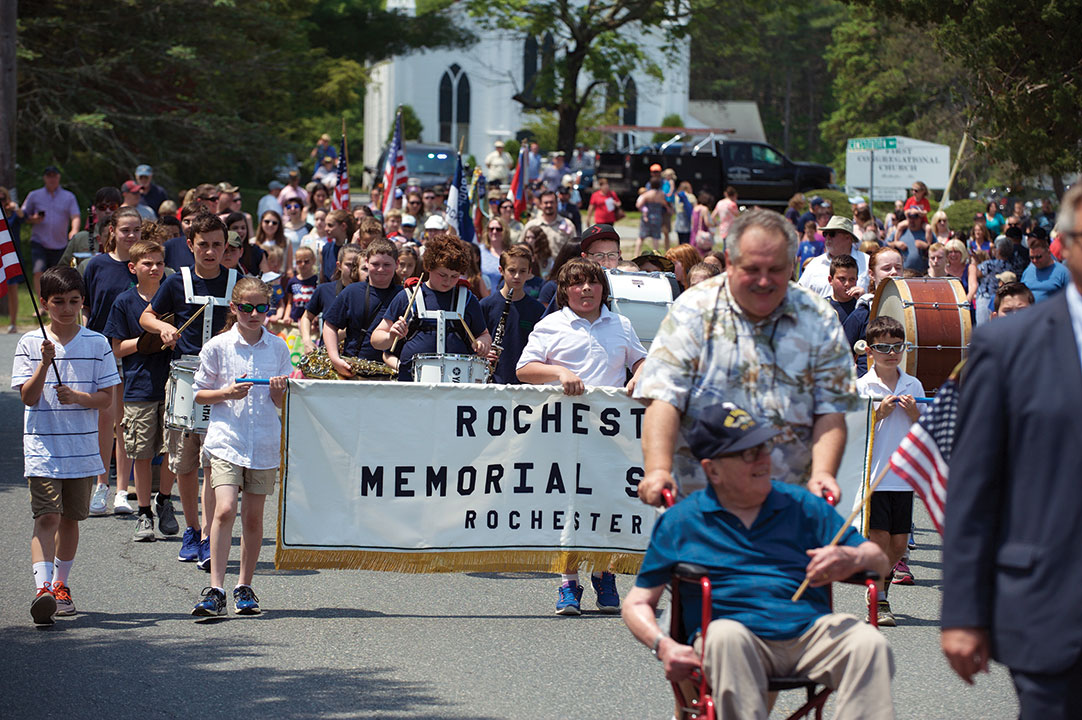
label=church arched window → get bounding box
[439,64,470,149]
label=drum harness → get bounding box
[409,285,474,355]
[179,266,238,347]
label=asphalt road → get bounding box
[0,331,1017,719]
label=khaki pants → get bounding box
[695,614,895,720]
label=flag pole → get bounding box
[790,465,891,602]
[0,205,63,386]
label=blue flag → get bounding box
[447,153,475,244]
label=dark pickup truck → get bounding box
[596,140,834,208]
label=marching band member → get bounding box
[480,245,544,384]
[139,211,238,571]
[371,233,491,382]
[322,239,403,375]
[516,257,647,615]
[299,244,363,354]
[190,278,292,617]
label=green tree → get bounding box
[851,0,1082,191]
[465,0,691,156]
[652,113,684,144]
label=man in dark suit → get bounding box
[942,185,1082,718]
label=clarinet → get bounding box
[486,291,514,383]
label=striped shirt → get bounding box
[11,327,120,478]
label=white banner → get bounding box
[845,136,951,193]
[276,380,656,573]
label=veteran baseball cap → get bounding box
[686,404,780,461]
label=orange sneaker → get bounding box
[52,582,76,616]
[31,583,56,625]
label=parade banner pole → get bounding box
[0,205,62,386]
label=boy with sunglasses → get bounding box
[856,316,924,627]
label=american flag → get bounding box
[0,210,25,299]
[381,109,408,216]
[507,143,528,220]
[888,377,960,534]
[332,133,350,211]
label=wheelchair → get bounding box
[661,490,879,720]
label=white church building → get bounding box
[362,0,692,172]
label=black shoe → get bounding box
[156,495,179,536]
[192,587,226,617]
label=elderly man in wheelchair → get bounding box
[622,404,895,720]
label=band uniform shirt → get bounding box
[517,305,647,387]
[480,292,545,384]
[322,281,402,361]
[193,326,292,470]
[83,253,137,332]
[103,287,170,403]
[12,327,121,478]
[163,236,195,273]
[381,285,487,381]
[635,480,865,641]
[150,267,232,358]
[634,274,859,493]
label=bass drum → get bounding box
[411,353,489,384]
[870,277,971,392]
[606,270,678,347]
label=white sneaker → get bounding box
[113,490,134,515]
[89,483,109,515]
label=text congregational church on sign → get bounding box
[362,0,692,169]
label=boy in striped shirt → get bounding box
[13,266,120,624]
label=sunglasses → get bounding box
[488,226,503,233]
[285,204,302,210]
[408,200,422,206]
[869,342,905,354]
[262,219,280,225]
[96,202,120,212]
[721,438,775,463]
[201,195,220,202]
[236,302,269,313]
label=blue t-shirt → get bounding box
[898,228,928,273]
[286,274,319,321]
[163,236,195,272]
[635,481,864,642]
[83,253,136,332]
[305,281,341,319]
[381,284,487,381]
[480,292,545,384]
[240,244,265,277]
[796,239,824,276]
[322,281,402,360]
[103,287,171,402]
[829,297,856,325]
[538,279,557,307]
[149,267,232,358]
[321,241,344,284]
[1022,261,1070,303]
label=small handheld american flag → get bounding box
[888,377,960,534]
[0,209,25,299]
[331,134,350,211]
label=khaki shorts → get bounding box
[208,455,277,495]
[166,427,205,475]
[28,476,94,520]
[121,400,166,459]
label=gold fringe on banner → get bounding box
[274,546,646,575]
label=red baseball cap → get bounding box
[121,180,142,194]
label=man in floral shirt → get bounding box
[634,209,859,504]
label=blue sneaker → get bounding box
[233,586,261,615]
[555,582,583,616]
[191,587,226,617]
[178,527,201,562]
[196,538,211,572]
[591,572,621,613]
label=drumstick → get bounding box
[174,301,210,336]
[791,464,890,602]
[390,274,426,353]
[459,317,479,348]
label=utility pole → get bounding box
[0,0,16,191]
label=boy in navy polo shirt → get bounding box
[480,245,544,384]
[104,239,179,542]
[140,212,236,567]
[827,254,859,324]
[322,239,402,374]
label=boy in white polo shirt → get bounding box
[517,257,647,615]
[857,316,924,627]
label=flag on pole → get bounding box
[0,212,25,300]
[332,133,350,211]
[446,153,475,244]
[381,109,409,217]
[888,377,960,534]
[507,144,528,220]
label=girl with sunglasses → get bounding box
[256,210,291,278]
[190,277,292,617]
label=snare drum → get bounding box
[870,277,971,391]
[606,270,676,345]
[411,353,489,384]
[165,356,212,433]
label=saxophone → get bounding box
[486,291,514,383]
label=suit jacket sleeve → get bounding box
[941,327,1006,630]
